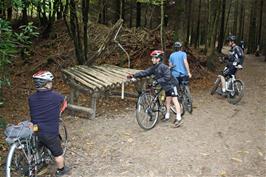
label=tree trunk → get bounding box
[232,0,239,35]
[186,0,192,44]
[217,0,226,53]
[136,2,141,28]
[82,0,89,62]
[194,0,202,48]
[238,0,245,39]
[247,0,257,54]
[257,0,263,47]
[129,0,133,27]
[160,0,165,51]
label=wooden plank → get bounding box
[73,67,111,87]
[69,69,106,91]
[62,70,98,91]
[85,65,126,81]
[76,66,117,87]
[67,104,94,115]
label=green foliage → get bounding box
[14,22,39,57]
[0,19,15,97]
[0,18,39,102]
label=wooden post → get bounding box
[90,92,99,119]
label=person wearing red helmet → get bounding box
[127,50,183,127]
[29,71,70,176]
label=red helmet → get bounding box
[150,50,164,59]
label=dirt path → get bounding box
[64,55,266,177]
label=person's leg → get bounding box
[164,96,172,119]
[55,155,64,169]
[219,75,226,92]
[172,97,181,121]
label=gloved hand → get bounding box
[127,73,134,79]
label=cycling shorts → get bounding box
[222,65,237,77]
[38,135,63,157]
[165,86,178,97]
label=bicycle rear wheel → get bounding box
[6,142,32,177]
[183,86,193,114]
[136,93,159,130]
[59,119,68,155]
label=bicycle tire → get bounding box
[136,93,159,130]
[59,119,68,155]
[210,77,221,95]
[183,86,193,114]
[6,142,32,177]
[227,80,244,104]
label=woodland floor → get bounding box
[58,54,265,177]
[0,31,265,176]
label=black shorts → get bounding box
[165,86,178,97]
[38,135,63,157]
[223,65,237,77]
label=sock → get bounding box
[222,88,226,92]
[176,113,181,121]
[165,112,170,119]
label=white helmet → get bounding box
[32,71,54,88]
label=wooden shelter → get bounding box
[62,64,143,118]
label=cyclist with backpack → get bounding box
[219,35,244,94]
[28,71,70,176]
[127,50,183,127]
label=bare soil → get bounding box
[61,55,266,177]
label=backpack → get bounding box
[4,120,33,144]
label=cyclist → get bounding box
[169,41,192,112]
[127,50,183,127]
[220,35,244,94]
[28,71,70,176]
[169,41,192,79]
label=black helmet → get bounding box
[174,41,182,48]
[226,35,237,42]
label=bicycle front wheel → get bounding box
[136,93,159,130]
[6,142,30,177]
[59,119,68,155]
[227,80,244,104]
[210,77,221,95]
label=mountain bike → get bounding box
[135,81,184,130]
[5,118,67,177]
[210,63,244,104]
[176,76,193,114]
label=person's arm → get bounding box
[133,66,153,78]
[183,55,192,78]
[168,55,174,68]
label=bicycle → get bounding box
[135,80,184,130]
[5,118,67,177]
[176,76,193,114]
[210,59,244,105]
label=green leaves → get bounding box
[0,18,39,102]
